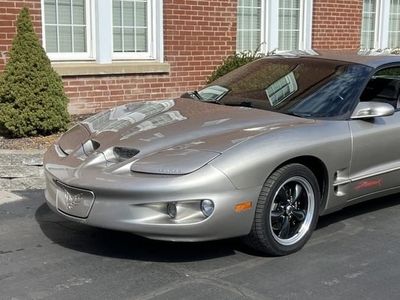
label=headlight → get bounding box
[130,149,220,175]
[167,202,177,218]
[201,200,214,217]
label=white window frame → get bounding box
[361,0,399,49]
[237,0,313,53]
[237,1,262,52]
[41,0,164,63]
[112,0,155,60]
[41,0,94,61]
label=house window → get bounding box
[389,0,400,47]
[361,0,376,49]
[361,0,400,49]
[43,0,91,59]
[237,0,313,53]
[113,0,148,54]
[278,0,300,50]
[42,0,163,62]
[237,0,262,52]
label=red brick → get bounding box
[0,0,365,114]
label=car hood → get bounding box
[75,98,314,155]
[54,98,315,175]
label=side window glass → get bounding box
[360,67,400,109]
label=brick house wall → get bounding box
[0,0,363,115]
[0,0,42,71]
[63,0,237,114]
[312,0,363,50]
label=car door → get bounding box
[347,110,400,201]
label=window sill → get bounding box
[51,61,170,76]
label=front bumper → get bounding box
[44,152,261,242]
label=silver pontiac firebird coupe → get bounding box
[44,53,400,256]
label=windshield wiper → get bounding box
[284,111,312,117]
[180,91,204,101]
[192,90,203,100]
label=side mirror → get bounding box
[351,101,395,119]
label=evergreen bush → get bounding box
[0,7,71,138]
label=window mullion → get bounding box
[268,0,279,51]
[95,0,112,63]
[121,1,125,53]
[299,0,304,49]
[87,0,94,58]
[134,1,137,53]
[155,0,163,62]
[260,0,267,53]
[148,0,153,57]
[373,0,382,48]
[379,0,390,48]
[301,0,312,50]
[56,0,60,52]
[71,0,75,52]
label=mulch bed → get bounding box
[0,114,94,150]
[0,133,61,150]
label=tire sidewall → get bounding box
[261,164,320,255]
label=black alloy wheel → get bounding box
[244,163,320,256]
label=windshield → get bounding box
[200,57,373,118]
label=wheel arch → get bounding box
[244,157,325,255]
[275,156,328,206]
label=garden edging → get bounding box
[0,150,45,190]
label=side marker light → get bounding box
[235,202,252,212]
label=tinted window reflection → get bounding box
[204,57,373,118]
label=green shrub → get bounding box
[0,7,71,138]
[206,47,271,84]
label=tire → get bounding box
[244,163,320,256]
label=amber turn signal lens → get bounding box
[235,202,252,212]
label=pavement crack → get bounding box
[0,273,14,281]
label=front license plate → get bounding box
[56,182,95,218]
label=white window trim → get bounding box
[41,0,94,61]
[112,0,155,60]
[378,0,390,48]
[362,0,394,49]
[95,0,111,63]
[241,0,313,54]
[41,0,164,63]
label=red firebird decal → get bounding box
[354,179,382,191]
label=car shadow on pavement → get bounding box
[315,193,400,230]
[27,189,400,261]
[33,200,245,262]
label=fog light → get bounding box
[167,202,177,218]
[201,200,214,217]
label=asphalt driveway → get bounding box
[1,189,400,300]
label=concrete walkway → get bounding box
[0,190,22,204]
